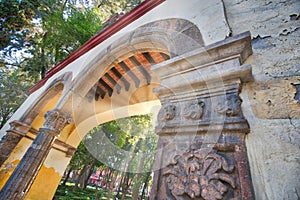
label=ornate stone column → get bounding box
[0,121,31,166]
[0,109,72,200]
[150,32,255,199]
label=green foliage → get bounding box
[20,4,102,80]
[63,114,157,199]
[95,0,144,21]
[0,0,39,49]
[54,184,134,199]
[0,62,34,128]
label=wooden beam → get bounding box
[104,73,122,94]
[99,79,113,97]
[129,56,151,85]
[142,52,157,64]
[111,67,130,91]
[95,86,106,100]
[119,61,140,88]
[160,52,170,61]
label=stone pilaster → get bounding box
[0,121,31,166]
[150,32,255,199]
[0,109,72,200]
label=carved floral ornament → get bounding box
[158,104,177,121]
[158,94,242,123]
[183,100,205,120]
[43,109,72,133]
[163,145,236,200]
[158,100,205,122]
[216,94,242,117]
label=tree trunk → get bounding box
[62,166,73,186]
[73,164,88,191]
[121,173,129,200]
[116,173,124,197]
[141,172,151,200]
[107,168,115,189]
[104,168,113,189]
[132,154,145,199]
[82,158,97,189]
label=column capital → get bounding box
[42,109,72,135]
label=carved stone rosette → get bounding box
[216,94,242,117]
[158,104,177,122]
[183,100,205,120]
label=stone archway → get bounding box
[0,16,255,200]
[0,18,206,200]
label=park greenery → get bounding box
[55,114,157,199]
[0,0,158,199]
[0,0,144,128]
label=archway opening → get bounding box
[55,113,157,199]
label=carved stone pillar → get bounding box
[0,109,72,200]
[0,121,31,166]
[150,32,255,199]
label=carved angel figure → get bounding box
[164,148,235,200]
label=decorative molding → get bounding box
[6,120,31,137]
[216,94,242,117]
[43,109,72,134]
[27,127,76,157]
[158,104,177,121]
[164,144,235,199]
[183,100,205,120]
[152,32,252,96]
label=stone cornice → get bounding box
[153,32,253,135]
[152,32,252,95]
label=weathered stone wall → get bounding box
[223,0,300,199]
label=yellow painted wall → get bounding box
[25,165,62,200]
[0,160,19,190]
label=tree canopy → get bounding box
[0,0,144,128]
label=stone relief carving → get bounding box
[216,94,242,117]
[183,100,205,120]
[158,104,177,121]
[43,109,72,133]
[164,143,235,200]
